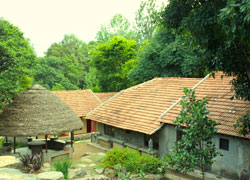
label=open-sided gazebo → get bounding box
[0,84,83,153]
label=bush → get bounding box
[19,153,43,172]
[101,148,166,175]
[53,157,72,179]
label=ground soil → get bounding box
[72,141,105,161]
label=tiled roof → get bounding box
[52,90,102,117]
[95,92,117,102]
[86,77,202,134]
[160,72,250,138]
[87,72,250,138]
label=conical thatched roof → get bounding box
[0,84,83,136]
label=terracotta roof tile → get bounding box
[160,72,250,138]
[87,72,250,138]
[87,77,202,134]
[95,92,117,102]
[52,90,101,117]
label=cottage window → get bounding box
[104,125,114,136]
[125,130,131,134]
[176,130,184,142]
[219,138,229,151]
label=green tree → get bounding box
[33,57,79,90]
[46,34,89,88]
[96,14,136,43]
[167,88,220,179]
[162,0,250,101]
[134,0,163,44]
[129,28,206,83]
[51,83,65,91]
[162,0,250,136]
[91,36,137,92]
[0,18,36,109]
[84,66,100,92]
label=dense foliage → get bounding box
[44,34,89,89]
[0,18,36,109]
[129,28,206,83]
[135,0,162,44]
[96,14,136,43]
[162,0,250,101]
[91,36,137,92]
[102,148,166,175]
[33,56,80,90]
[167,88,220,179]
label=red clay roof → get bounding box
[87,72,250,138]
[160,72,250,138]
[87,77,202,134]
[52,90,102,117]
[95,92,117,102]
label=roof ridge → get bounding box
[158,73,211,119]
[149,73,211,135]
[90,89,102,103]
[125,78,157,92]
[86,90,124,117]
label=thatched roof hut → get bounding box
[0,84,83,137]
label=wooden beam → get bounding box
[45,135,48,153]
[13,137,16,154]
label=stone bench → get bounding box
[124,142,139,151]
[97,136,112,149]
[111,138,125,149]
[139,147,158,156]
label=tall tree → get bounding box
[91,36,137,92]
[96,14,136,43]
[162,0,250,101]
[129,28,206,83]
[162,0,250,136]
[134,0,163,44]
[46,34,89,88]
[0,18,36,109]
[167,88,220,179]
[33,56,79,90]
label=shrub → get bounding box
[53,157,72,179]
[101,148,166,175]
[19,153,43,172]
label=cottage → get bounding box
[52,90,116,134]
[86,72,250,179]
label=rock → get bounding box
[96,152,106,157]
[43,163,50,169]
[71,164,88,169]
[0,156,21,168]
[37,171,64,180]
[95,167,104,174]
[88,163,96,167]
[104,168,115,178]
[145,174,164,180]
[0,168,38,180]
[68,168,87,179]
[80,158,92,163]
[81,174,109,180]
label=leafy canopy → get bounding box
[96,14,136,43]
[0,18,36,109]
[33,56,79,90]
[162,0,250,101]
[129,28,206,83]
[45,34,89,88]
[91,36,137,92]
